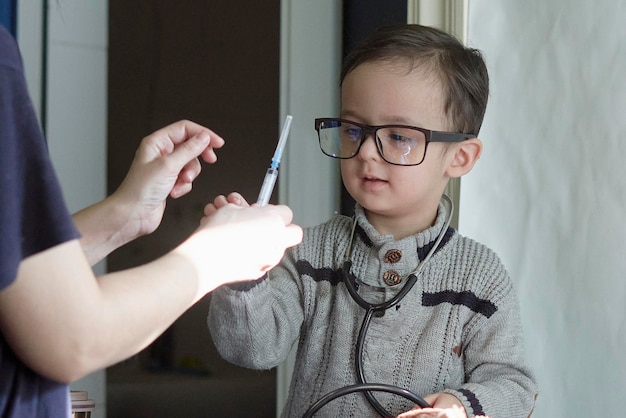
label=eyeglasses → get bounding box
[314,118,475,166]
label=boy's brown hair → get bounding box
[340,24,489,136]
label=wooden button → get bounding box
[383,270,402,286]
[384,249,402,263]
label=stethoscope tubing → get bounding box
[350,276,419,417]
[355,308,394,416]
[302,196,453,418]
[301,383,430,418]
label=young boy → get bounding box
[207,24,537,418]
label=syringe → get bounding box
[256,114,293,206]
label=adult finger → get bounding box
[170,159,203,199]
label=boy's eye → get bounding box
[389,133,411,143]
[342,127,362,141]
[382,130,416,146]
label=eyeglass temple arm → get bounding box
[430,131,475,143]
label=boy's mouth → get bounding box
[361,174,387,185]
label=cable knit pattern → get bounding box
[207,204,537,418]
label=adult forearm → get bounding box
[80,252,202,376]
[3,203,302,383]
[72,193,138,266]
[1,240,201,383]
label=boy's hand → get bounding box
[423,393,466,411]
[204,192,250,217]
[396,393,469,418]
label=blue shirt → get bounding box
[0,25,80,417]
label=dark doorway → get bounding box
[340,0,407,217]
[106,2,280,417]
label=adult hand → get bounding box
[73,120,225,265]
[113,120,225,238]
[176,201,303,294]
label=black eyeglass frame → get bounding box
[314,118,476,166]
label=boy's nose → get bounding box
[357,134,381,160]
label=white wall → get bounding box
[18,1,108,417]
[279,0,342,228]
[461,1,626,417]
[277,0,342,414]
[46,2,108,216]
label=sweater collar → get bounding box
[352,201,454,259]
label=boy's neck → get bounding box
[364,203,440,240]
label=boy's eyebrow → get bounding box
[382,115,420,126]
[341,111,422,127]
[339,110,360,120]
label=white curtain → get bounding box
[461,1,626,417]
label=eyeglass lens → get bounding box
[318,120,426,165]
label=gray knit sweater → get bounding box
[207,204,537,418]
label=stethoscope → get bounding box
[302,195,454,418]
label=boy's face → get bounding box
[340,61,453,236]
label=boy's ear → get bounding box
[446,138,483,178]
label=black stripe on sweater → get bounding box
[422,290,497,318]
[457,388,485,416]
[417,227,455,260]
[296,260,344,286]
